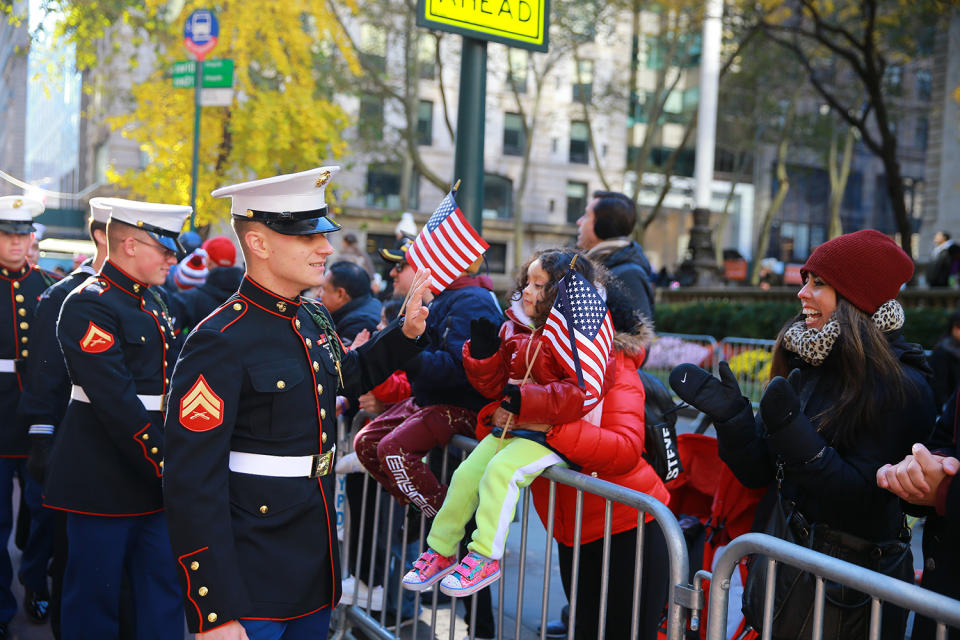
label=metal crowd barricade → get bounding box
[717,337,777,408]
[331,430,693,640]
[703,532,960,640]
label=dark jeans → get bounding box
[557,522,668,640]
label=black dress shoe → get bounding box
[24,588,50,623]
[537,617,569,639]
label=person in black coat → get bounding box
[576,190,655,320]
[929,310,960,410]
[878,393,960,639]
[320,260,381,343]
[671,230,936,640]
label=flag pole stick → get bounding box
[452,178,461,193]
[497,339,542,451]
[397,268,426,319]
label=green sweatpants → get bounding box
[427,434,563,560]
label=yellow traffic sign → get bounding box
[417,0,549,51]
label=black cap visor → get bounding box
[0,221,36,235]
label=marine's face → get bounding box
[798,272,837,330]
[0,232,31,270]
[264,231,334,298]
[131,234,178,286]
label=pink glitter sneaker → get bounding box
[439,552,501,597]
[402,549,457,591]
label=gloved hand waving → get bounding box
[760,368,803,434]
[669,361,747,422]
[469,318,501,359]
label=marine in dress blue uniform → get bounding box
[17,197,112,631]
[44,198,191,639]
[0,196,54,638]
[162,166,433,640]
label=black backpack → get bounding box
[636,369,684,482]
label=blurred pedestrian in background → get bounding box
[930,310,960,410]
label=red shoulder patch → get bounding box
[79,322,115,353]
[179,375,224,432]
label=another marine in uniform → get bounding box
[162,166,431,640]
[44,199,190,639]
[16,196,112,632]
[0,196,54,638]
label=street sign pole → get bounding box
[189,60,202,230]
[452,37,487,233]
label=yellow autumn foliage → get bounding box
[63,0,360,227]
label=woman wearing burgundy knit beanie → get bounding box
[669,229,936,640]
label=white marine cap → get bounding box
[0,196,44,234]
[88,197,113,224]
[211,166,342,236]
[103,198,192,253]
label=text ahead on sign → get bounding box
[418,0,549,51]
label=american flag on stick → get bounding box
[542,267,614,410]
[407,189,489,294]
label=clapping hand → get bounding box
[669,361,747,422]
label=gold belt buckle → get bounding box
[310,445,336,478]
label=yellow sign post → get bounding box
[417,0,549,51]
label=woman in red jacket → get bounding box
[533,285,671,640]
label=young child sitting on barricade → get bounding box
[402,249,613,597]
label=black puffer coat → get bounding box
[717,331,936,543]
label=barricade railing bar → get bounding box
[332,428,693,640]
[717,337,777,408]
[704,532,960,640]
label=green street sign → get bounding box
[172,59,234,89]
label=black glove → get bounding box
[760,369,802,434]
[469,318,501,359]
[500,383,521,414]
[669,361,746,422]
[26,434,52,483]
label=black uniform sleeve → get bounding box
[57,293,163,480]
[18,285,70,433]
[163,328,248,633]
[333,315,424,398]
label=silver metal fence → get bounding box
[331,431,692,640]
[703,532,960,640]
[644,333,721,396]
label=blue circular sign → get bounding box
[184,10,219,60]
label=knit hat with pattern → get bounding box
[801,229,913,314]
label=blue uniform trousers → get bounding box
[0,458,51,622]
[19,466,54,594]
[61,511,183,640]
[240,608,332,640]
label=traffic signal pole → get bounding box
[189,60,202,230]
[452,37,487,234]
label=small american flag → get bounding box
[407,191,489,294]
[542,268,614,410]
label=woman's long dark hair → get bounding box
[769,297,909,449]
[511,249,604,328]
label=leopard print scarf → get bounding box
[783,299,905,366]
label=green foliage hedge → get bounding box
[656,301,951,349]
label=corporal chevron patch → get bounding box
[179,375,224,432]
[79,322,115,353]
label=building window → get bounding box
[366,163,419,209]
[358,94,384,140]
[569,121,589,164]
[508,49,528,93]
[572,59,593,102]
[916,69,931,101]
[485,242,507,273]
[360,24,386,72]
[566,181,588,223]
[503,113,525,156]
[483,174,513,219]
[916,116,929,151]
[418,35,436,80]
[417,100,433,146]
